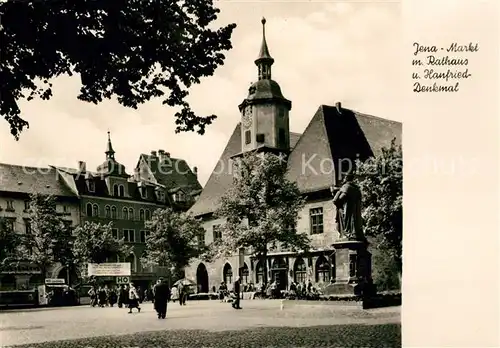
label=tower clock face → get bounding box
[242,106,252,128]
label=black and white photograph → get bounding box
[0,0,498,347]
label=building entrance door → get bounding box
[272,270,288,291]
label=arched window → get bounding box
[122,207,128,220]
[139,209,145,221]
[255,261,264,285]
[86,203,93,216]
[223,263,233,285]
[145,210,151,220]
[113,184,119,196]
[119,185,125,197]
[105,205,111,218]
[241,263,249,284]
[294,258,307,284]
[128,208,134,220]
[92,204,99,217]
[126,253,136,273]
[111,206,117,219]
[315,256,330,283]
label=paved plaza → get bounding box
[1,300,401,347]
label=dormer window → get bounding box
[87,181,95,193]
[155,189,165,202]
[118,185,125,197]
[113,184,119,196]
[174,191,186,203]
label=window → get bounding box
[145,210,151,220]
[122,207,129,220]
[6,200,14,211]
[294,258,307,284]
[213,224,222,241]
[92,204,99,217]
[24,219,31,234]
[118,185,125,197]
[112,228,118,239]
[278,128,286,147]
[126,253,136,272]
[123,229,135,243]
[198,231,205,247]
[86,203,93,216]
[315,256,330,283]
[223,263,233,285]
[128,208,134,220]
[63,205,69,214]
[255,261,264,285]
[139,209,145,221]
[87,181,95,192]
[241,263,249,284]
[140,230,147,243]
[111,206,117,219]
[113,184,119,196]
[105,205,111,218]
[175,191,186,202]
[141,188,148,199]
[24,200,30,211]
[309,207,324,234]
[349,254,357,278]
[245,130,251,145]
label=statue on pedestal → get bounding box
[332,173,365,242]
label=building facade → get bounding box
[53,133,201,289]
[0,134,201,291]
[184,19,402,293]
[0,164,80,290]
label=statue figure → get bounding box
[332,173,364,241]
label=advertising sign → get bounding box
[87,263,131,276]
[45,278,65,285]
[116,276,130,284]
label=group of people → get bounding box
[86,279,191,318]
[217,277,242,310]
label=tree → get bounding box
[0,0,236,139]
[0,217,21,271]
[141,208,206,275]
[210,152,309,286]
[16,194,73,281]
[72,221,132,269]
[355,139,402,290]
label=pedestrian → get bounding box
[88,286,97,307]
[127,283,141,313]
[153,278,171,319]
[232,276,242,310]
[177,283,186,306]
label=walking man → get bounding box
[232,276,242,309]
[153,278,170,319]
[127,283,141,314]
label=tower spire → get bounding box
[255,17,274,80]
[106,131,115,160]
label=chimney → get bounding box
[335,102,342,114]
[78,161,86,172]
[193,166,198,177]
[151,150,157,157]
[165,152,170,158]
[158,149,165,156]
[134,167,140,180]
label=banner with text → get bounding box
[88,263,131,276]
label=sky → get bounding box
[0,1,401,187]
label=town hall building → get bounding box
[184,18,402,293]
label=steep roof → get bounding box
[189,105,401,217]
[0,163,77,197]
[188,125,302,216]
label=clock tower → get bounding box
[238,18,292,155]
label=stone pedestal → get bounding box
[324,239,374,296]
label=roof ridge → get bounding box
[320,104,401,125]
[0,162,52,170]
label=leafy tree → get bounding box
[16,194,73,281]
[72,221,132,270]
[141,208,206,274]
[355,139,402,290]
[0,0,236,139]
[0,217,21,271]
[210,152,309,286]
